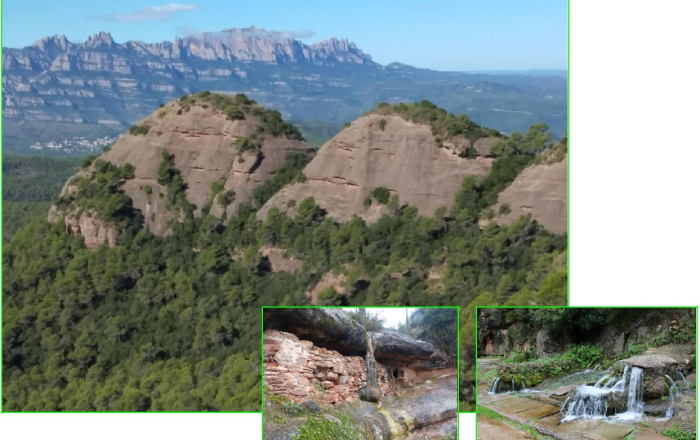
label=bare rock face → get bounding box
[259,246,303,274]
[56,211,119,249]
[370,331,448,366]
[51,95,314,240]
[263,330,393,406]
[258,114,494,223]
[306,271,348,304]
[492,156,567,234]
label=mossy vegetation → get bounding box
[662,424,696,440]
[293,413,364,440]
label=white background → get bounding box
[2,0,700,438]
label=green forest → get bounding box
[2,155,82,242]
[2,102,567,412]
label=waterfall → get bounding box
[562,385,611,421]
[626,367,644,413]
[676,370,688,390]
[521,380,527,391]
[562,365,644,423]
[560,397,571,415]
[604,375,617,388]
[665,375,681,396]
[594,375,611,387]
[489,377,500,394]
[611,365,629,392]
[511,378,515,392]
[664,379,677,419]
[592,365,601,372]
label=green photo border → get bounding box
[473,306,699,440]
[260,305,460,439]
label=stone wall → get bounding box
[263,330,396,405]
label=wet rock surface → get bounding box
[614,354,679,399]
[264,308,369,356]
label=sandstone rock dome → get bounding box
[257,105,500,223]
[49,92,314,246]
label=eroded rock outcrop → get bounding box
[491,151,567,234]
[50,93,314,245]
[257,114,494,223]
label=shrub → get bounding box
[82,155,97,169]
[506,347,537,363]
[378,118,387,131]
[128,125,150,136]
[370,187,390,205]
[144,185,152,196]
[234,137,262,155]
[562,343,603,368]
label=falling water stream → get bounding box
[562,366,644,423]
[365,331,379,389]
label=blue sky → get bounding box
[1,0,567,71]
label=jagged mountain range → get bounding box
[2,27,567,151]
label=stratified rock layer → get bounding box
[257,114,494,223]
[263,330,395,406]
[492,157,567,234]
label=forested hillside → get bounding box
[2,97,567,411]
[2,155,82,241]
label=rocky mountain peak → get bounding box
[31,34,72,51]
[84,31,116,48]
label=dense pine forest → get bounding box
[2,102,567,411]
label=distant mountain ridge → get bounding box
[2,27,567,152]
[13,27,373,65]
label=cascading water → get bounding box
[521,380,527,391]
[511,378,515,392]
[676,369,688,389]
[594,375,610,387]
[663,375,682,419]
[626,367,644,413]
[562,366,644,423]
[489,377,500,394]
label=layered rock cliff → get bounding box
[49,92,314,246]
[257,113,496,223]
[490,141,568,234]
